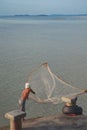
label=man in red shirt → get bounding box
[19,82,35,113]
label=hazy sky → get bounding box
[0,0,87,15]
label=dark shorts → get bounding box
[19,99,26,112]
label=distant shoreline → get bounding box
[0,14,87,17]
[0,14,87,21]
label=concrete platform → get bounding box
[22,114,87,130]
[1,114,87,130]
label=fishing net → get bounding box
[28,63,83,104]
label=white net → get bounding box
[28,63,83,104]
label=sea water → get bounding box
[0,16,87,126]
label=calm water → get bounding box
[0,16,87,126]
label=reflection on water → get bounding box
[0,16,87,126]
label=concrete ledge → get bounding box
[5,109,26,130]
[5,109,26,121]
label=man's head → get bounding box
[25,82,30,89]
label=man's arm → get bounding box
[76,89,87,96]
[30,88,35,94]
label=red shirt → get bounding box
[21,88,31,100]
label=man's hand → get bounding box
[84,89,87,93]
[33,91,35,94]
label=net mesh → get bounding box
[28,63,83,104]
